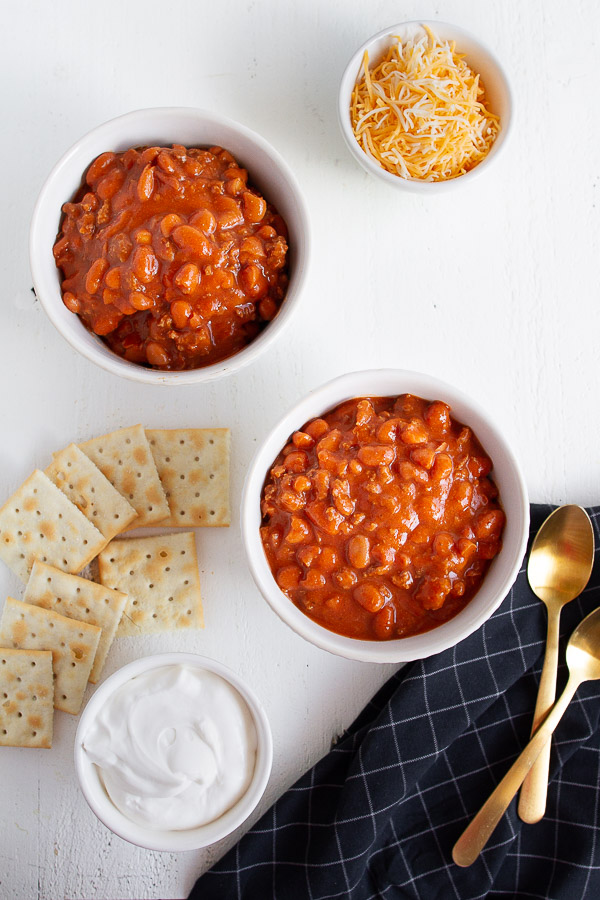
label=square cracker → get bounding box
[0,470,107,582]
[46,444,138,541]
[0,647,53,748]
[146,429,230,527]
[97,532,203,637]
[24,561,128,683]
[0,597,101,715]
[78,425,169,528]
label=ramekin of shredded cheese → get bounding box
[338,22,512,190]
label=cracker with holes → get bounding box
[78,425,169,528]
[0,597,100,715]
[46,444,138,540]
[146,428,230,527]
[23,561,128,683]
[0,470,107,582]
[0,647,54,748]
[97,532,203,637]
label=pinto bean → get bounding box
[346,535,370,569]
[357,445,395,467]
[354,583,386,613]
[84,258,108,294]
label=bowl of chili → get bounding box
[30,107,310,383]
[242,369,529,663]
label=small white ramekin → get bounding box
[241,369,529,663]
[338,21,513,193]
[30,107,310,384]
[74,653,273,851]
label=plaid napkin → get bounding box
[190,505,600,899]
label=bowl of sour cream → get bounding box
[74,653,273,851]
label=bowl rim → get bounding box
[241,368,529,663]
[30,105,311,385]
[74,651,273,851]
[338,20,513,192]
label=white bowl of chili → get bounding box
[242,369,529,663]
[338,22,512,191]
[30,107,310,383]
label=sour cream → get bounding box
[82,664,257,831]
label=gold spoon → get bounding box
[518,505,594,823]
[452,603,600,868]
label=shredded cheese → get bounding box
[350,26,500,182]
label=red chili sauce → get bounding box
[53,145,289,370]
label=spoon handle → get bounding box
[518,604,561,823]
[452,673,581,868]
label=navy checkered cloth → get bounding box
[190,505,600,899]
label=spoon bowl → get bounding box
[567,609,600,679]
[528,505,594,605]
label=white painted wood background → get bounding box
[1,0,599,896]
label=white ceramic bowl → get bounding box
[338,21,513,193]
[30,107,310,384]
[74,653,273,851]
[242,369,529,663]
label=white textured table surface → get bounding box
[2,0,599,897]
